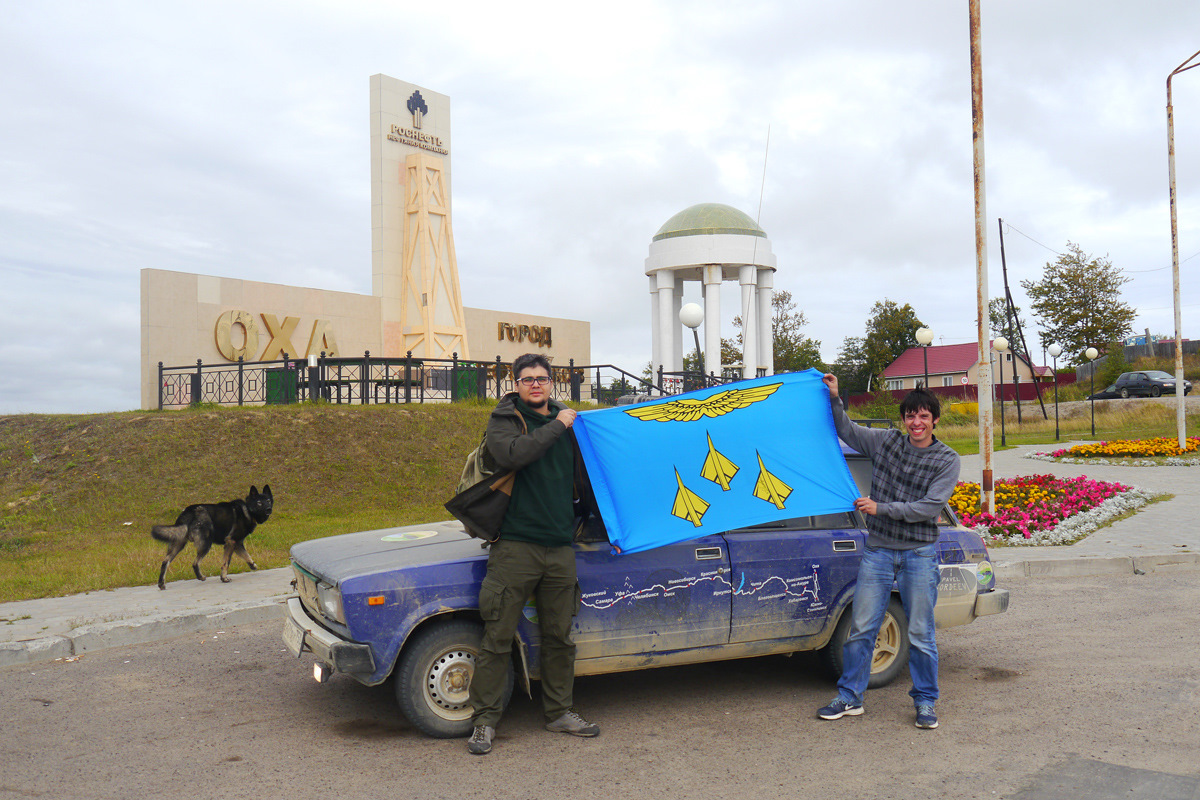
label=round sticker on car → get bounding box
[381,531,439,542]
[977,560,994,587]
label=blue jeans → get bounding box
[836,543,940,707]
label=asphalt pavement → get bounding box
[2,440,1196,668]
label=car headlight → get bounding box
[316,583,346,624]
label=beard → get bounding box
[523,395,549,410]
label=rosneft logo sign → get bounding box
[387,90,447,154]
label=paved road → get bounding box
[3,571,1198,800]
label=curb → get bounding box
[993,552,1200,580]
[0,599,286,668]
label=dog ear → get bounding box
[250,485,259,495]
[261,484,272,498]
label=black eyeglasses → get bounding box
[517,376,551,386]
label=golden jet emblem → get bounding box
[752,452,793,510]
[700,432,739,491]
[671,468,710,527]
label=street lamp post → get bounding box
[1047,344,1062,441]
[1085,346,1099,438]
[916,327,934,389]
[994,337,1009,447]
[680,303,705,389]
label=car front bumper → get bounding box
[283,597,376,676]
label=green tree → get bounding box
[988,297,1028,356]
[862,299,924,387]
[832,335,870,395]
[1020,242,1136,365]
[730,290,826,373]
[1097,341,1130,388]
[832,299,925,394]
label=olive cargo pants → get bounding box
[468,538,580,729]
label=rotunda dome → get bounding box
[652,203,766,242]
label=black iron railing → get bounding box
[157,352,703,410]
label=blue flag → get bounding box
[573,369,862,554]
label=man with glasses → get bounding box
[467,353,599,755]
[815,375,960,730]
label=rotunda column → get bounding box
[739,264,758,379]
[702,265,722,378]
[757,268,774,375]
[672,281,684,373]
[649,274,661,379]
[656,269,676,381]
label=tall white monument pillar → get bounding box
[370,74,469,358]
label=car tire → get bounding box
[1119,388,1130,399]
[1151,385,1162,397]
[394,618,513,739]
[820,597,910,689]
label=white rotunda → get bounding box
[645,203,777,380]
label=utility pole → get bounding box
[1167,50,1199,450]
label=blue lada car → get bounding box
[282,448,1009,738]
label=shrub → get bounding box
[852,391,900,423]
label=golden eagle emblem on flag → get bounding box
[623,382,783,422]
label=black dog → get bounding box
[151,485,273,590]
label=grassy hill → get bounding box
[0,401,497,602]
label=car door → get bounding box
[570,529,732,660]
[723,511,864,644]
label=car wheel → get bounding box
[820,597,910,689]
[1119,388,1130,399]
[1151,385,1162,397]
[394,618,513,738]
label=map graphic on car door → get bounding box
[723,513,865,644]
[569,533,732,660]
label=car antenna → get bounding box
[751,125,770,269]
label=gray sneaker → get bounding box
[467,725,494,755]
[545,710,600,737]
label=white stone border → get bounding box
[1025,453,1200,467]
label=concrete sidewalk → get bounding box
[1,442,1196,668]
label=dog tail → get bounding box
[151,524,188,544]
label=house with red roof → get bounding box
[882,341,1050,395]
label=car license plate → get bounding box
[283,616,307,658]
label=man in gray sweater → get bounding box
[816,373,961,729]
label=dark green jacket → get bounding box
[484,393,595,543]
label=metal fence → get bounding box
[157,352,741,410]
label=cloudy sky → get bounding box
[3,1,1198,414]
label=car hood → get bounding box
[289,519,487,586]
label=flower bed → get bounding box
[1033,436,1200,461]
[949,474,1159,546]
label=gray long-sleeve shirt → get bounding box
[830,396,961,549]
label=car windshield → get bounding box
[1144,371,1174,380]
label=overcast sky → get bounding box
[3,1,1199,414]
